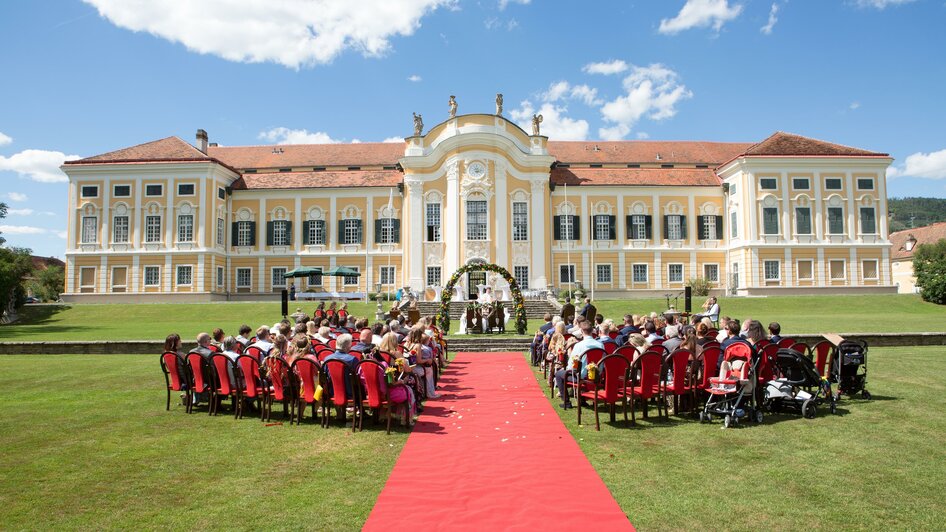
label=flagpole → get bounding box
[564,182,571,297]
[590,210,595,302]
[387,188,394,300]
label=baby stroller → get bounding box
[765,348,836,418]
[831,339,871,400]
[700,343,763,428]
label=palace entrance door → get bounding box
[467,271,486,300]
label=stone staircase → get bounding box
[445,336,533,353]
[415,299,559,319]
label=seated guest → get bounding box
[305,320,318,341]
[235,324,253,347]
[715,317,731,343]
[211,328,225,352]
[250,326,274,354]
[220,336,241,383]
[164,333,188,387]
[662,325,682,352]
[187,333,214,404]
[312,326,332,345]
[679,325,698,359]
[626,334,647,360]
[554,322,604,409]
[745,320,767,347]
[284,334,310,365]
[378,331,400,357]
[619,314,639,336]
[352,329,375,355]
[323,333,359,399]
[293,322,307,337]
[696,296,720,323]
[768,322,782,344]
[371,322,385,346]
[643,321,663,344]
[720,319,746,351]
[546,322,568,385]
[270,334,288,360]
[739,318,752,338]
[700,317,715,330]
[696,322,714,347]
[405,327,440,399]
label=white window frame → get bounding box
[343,266,360,286]
[112,215,129,244]
[762,207,779,235]
[307,220,324,246]
[216,266,224,287]
[237,221,252,247]
[177,214,194,243]
[271,267,287,289]
[513,265,529,289]
[379,266,396,286]
[630,214,646,240]
[795,207,812,235]
[343,219,361,245]
[632,263,648,284]
[792,177,810,190]
[113,184,131,198]
[379,218,396,244]
[145,184,163,197]
[307,268,323,287]
[667,215,683,240]
[856,178,875,191]
[176,265,193,286]
[236,268,252,288]
[827,207,845,235]
[667,263,684,284]
[596,264,612,285]
[560,264,576,284]
[80,185,99,198]
[466,199,488,241]
[273,220,289,246]
[730,211,738,239]
[426,266,442,287]
[859,207,877,235]
[701,215,717,240]
[143,266,160,287]
[110,266,128,292]
[824,178,843,191]
[81,216,98,244]
[796,259,814,281]
[512,201,529,241]
[759,178,778,190]
[829,259,847,281]
[79,266,96,290]
[703,263,720,283]
[560,215,575,241]
[862,259,879,280]
[145,215,162,243]
[425,202,441,242]
[763,260,781,281]
[177,183,196,196]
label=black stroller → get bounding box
[764,348,836,418]
[831,339,871,400]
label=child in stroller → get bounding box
[765,348,836,418]
[700,343,763,428]
[831,339,871,400]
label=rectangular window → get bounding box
[760,178,778,190]
[594,215,611,241]
[560,264,576,284]
[216,218,225,246]
[792,177,810,190]
[668,264,683,284]
[729,183,737,196]
[762,207,779,235]
[112,215,129,243]
[596,264,612,284]
[795,207,812,235]
[426,266,442,287]
[512,202,529,241]
[631,214,646,240]
[237,221,252,246]
[830,260,846,280]
[514,265,529,290]
[216,266,224,287]
[730,211,738,239]
[145,215,162,243]
[177,183,195,196]
[704,264,719,283]
[81,185,99,198]
[466,200,488,240]
[827,207,844,234]
[113,185,131,197]
[731,262,740,288]
[236,268,252,288]
[144,266,160,286]
[632,264,648,283]
[272,267,287,288]
[343,219,361,245]
[307,268,323,286]
[797,260,814,281]
[81,216,97,243]
[426,202,441,242]
[176,265,192,286]
[560,215,575,241]
[380,266,395,285]
[306,220,324,245]
[79,267,96,292]
[667,215,683,240]
[217,187,226,200]
[859,207,876,234]
[273,220,289,246]
[763,260,781,281]
[379,218,396,244]
[825,178,843,190]
[145,184,163,196]
[700,215,717,240]
[856,178,874,190]
[177,214,194,243]
[862,259,878,280]
[343,266,359,286]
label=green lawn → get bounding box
[2,294,944,342]
[530,346,946,530]
[0,355,408,529]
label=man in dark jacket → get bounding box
[561,300,575,324]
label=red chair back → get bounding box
[755,339,770,350]
[777,337,795,349]
[186,353,211,393]
[598,354,631,403]
[292,358,320,403]
[724,342,753,363]
[698,346,721,389]
[358,359,387,409]
[339,310,349,320]
[207,344,221,354]
[811,340,834,377]
[583,347,606,366]
[665,349,691,394]
[791,342,810,358]
[327,309,336,317]
[614,345,639,362]
[233,342,244,355]
[760,343,780,381]
[377,351,396,365]
[327,339,337,350]
[323,359,352,407]
[650,338,664,347]
[267,357,292,401]
[314,309,325,319]
[632,351,661,399]
[245,346,266,363]
[707,329,719,338]
[237,355,264,398]
[603,341,618,354]
[161,352,186,391]
[608,331,619,340]
[211,354,237,395]
[317,350,333,362]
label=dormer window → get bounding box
[905,237,916,252]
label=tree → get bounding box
[913,239,946,305]
[29,265,65,302]
[0,247,34,321]
[0,202,6,246]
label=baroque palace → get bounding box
[61,110,896,302]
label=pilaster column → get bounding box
[406,179,425,291]
[444,162,460,275]
[529,179,547,288]
[494,163,508,268]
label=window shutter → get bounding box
[715,215,724,240]
[338,220,346,244]
[590,216,596,240]
[356,219,363,244]
[248,222,256,246]
[317,220,326,244]
[625,215,633,238]
[266,221,274,246]
[644,215,653,239]
[680,215,687,239]
[231,222,238,247]
[553,216,562,240]
[663,215,670,240]
[284,221,292,245]
[697,216,706,240]
[608,215,616,240]
[375,219,382,244]
[393,219,401,243]
[302,220,311,245]
[572,216,580,240]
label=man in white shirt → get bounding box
[554,322,604,409]
[250,326,274,354]
[696,297,720,323]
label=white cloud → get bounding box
[0,225,50,235]
[83,0,453,69]
[888,148,946,180]
[407,74,422,82]
[259,127,341,145]
[636,132,650,140]
[498,0,530,10]
[56,231,68,239]
[850,101,861,110]
[582,60,628,76]
[541,81,602,106]
[510,100,589,141]
[760,3,779,35]
[855,0,916,8]
[7,208,34,216]
[598,63,693,139]
[658,0,743,35]
[0,149,80,183]
[382,136,405,143]
[0,131,12,146]
[6,192,28,202]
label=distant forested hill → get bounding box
[888,197,946,232]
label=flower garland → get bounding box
[437,263,528,335]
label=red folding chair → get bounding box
[244,345,266,363]
[236,354,268,420]
[810,340,835,378]
[185,353,213,415]
[210,353,240,418]
[160,352,188,411]
[603,341,618,354]
[629,351,662,424]
[690,346,721,411]
[661,349,693,417]
[357,359,400,434]
[264,357,294,422]
[291,357,320,425]
[791,342,810,358]
[578,353,631,430]
[777,337,795,349]
[564,348,606,402]
[321,359,360,431]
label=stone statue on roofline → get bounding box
[495,93,503,115]
[448,95,458,118]
[531,113,543,136]
[413,113,423,136]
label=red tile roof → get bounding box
[66,136,211,165]
[889,222,946,260]
[551,167,720,187]
[233,170,402,190]
[742,132,888,157]
[209,142,405,170]
[548,141,751,165]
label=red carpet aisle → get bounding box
[364,352,633,531]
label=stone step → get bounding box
[415,300,558,319]
[445,337,532,353]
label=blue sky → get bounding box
[1,0,945,259]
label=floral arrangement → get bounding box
[586,362,598,381]
[436,263,528,335]
[385,366,397,384]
